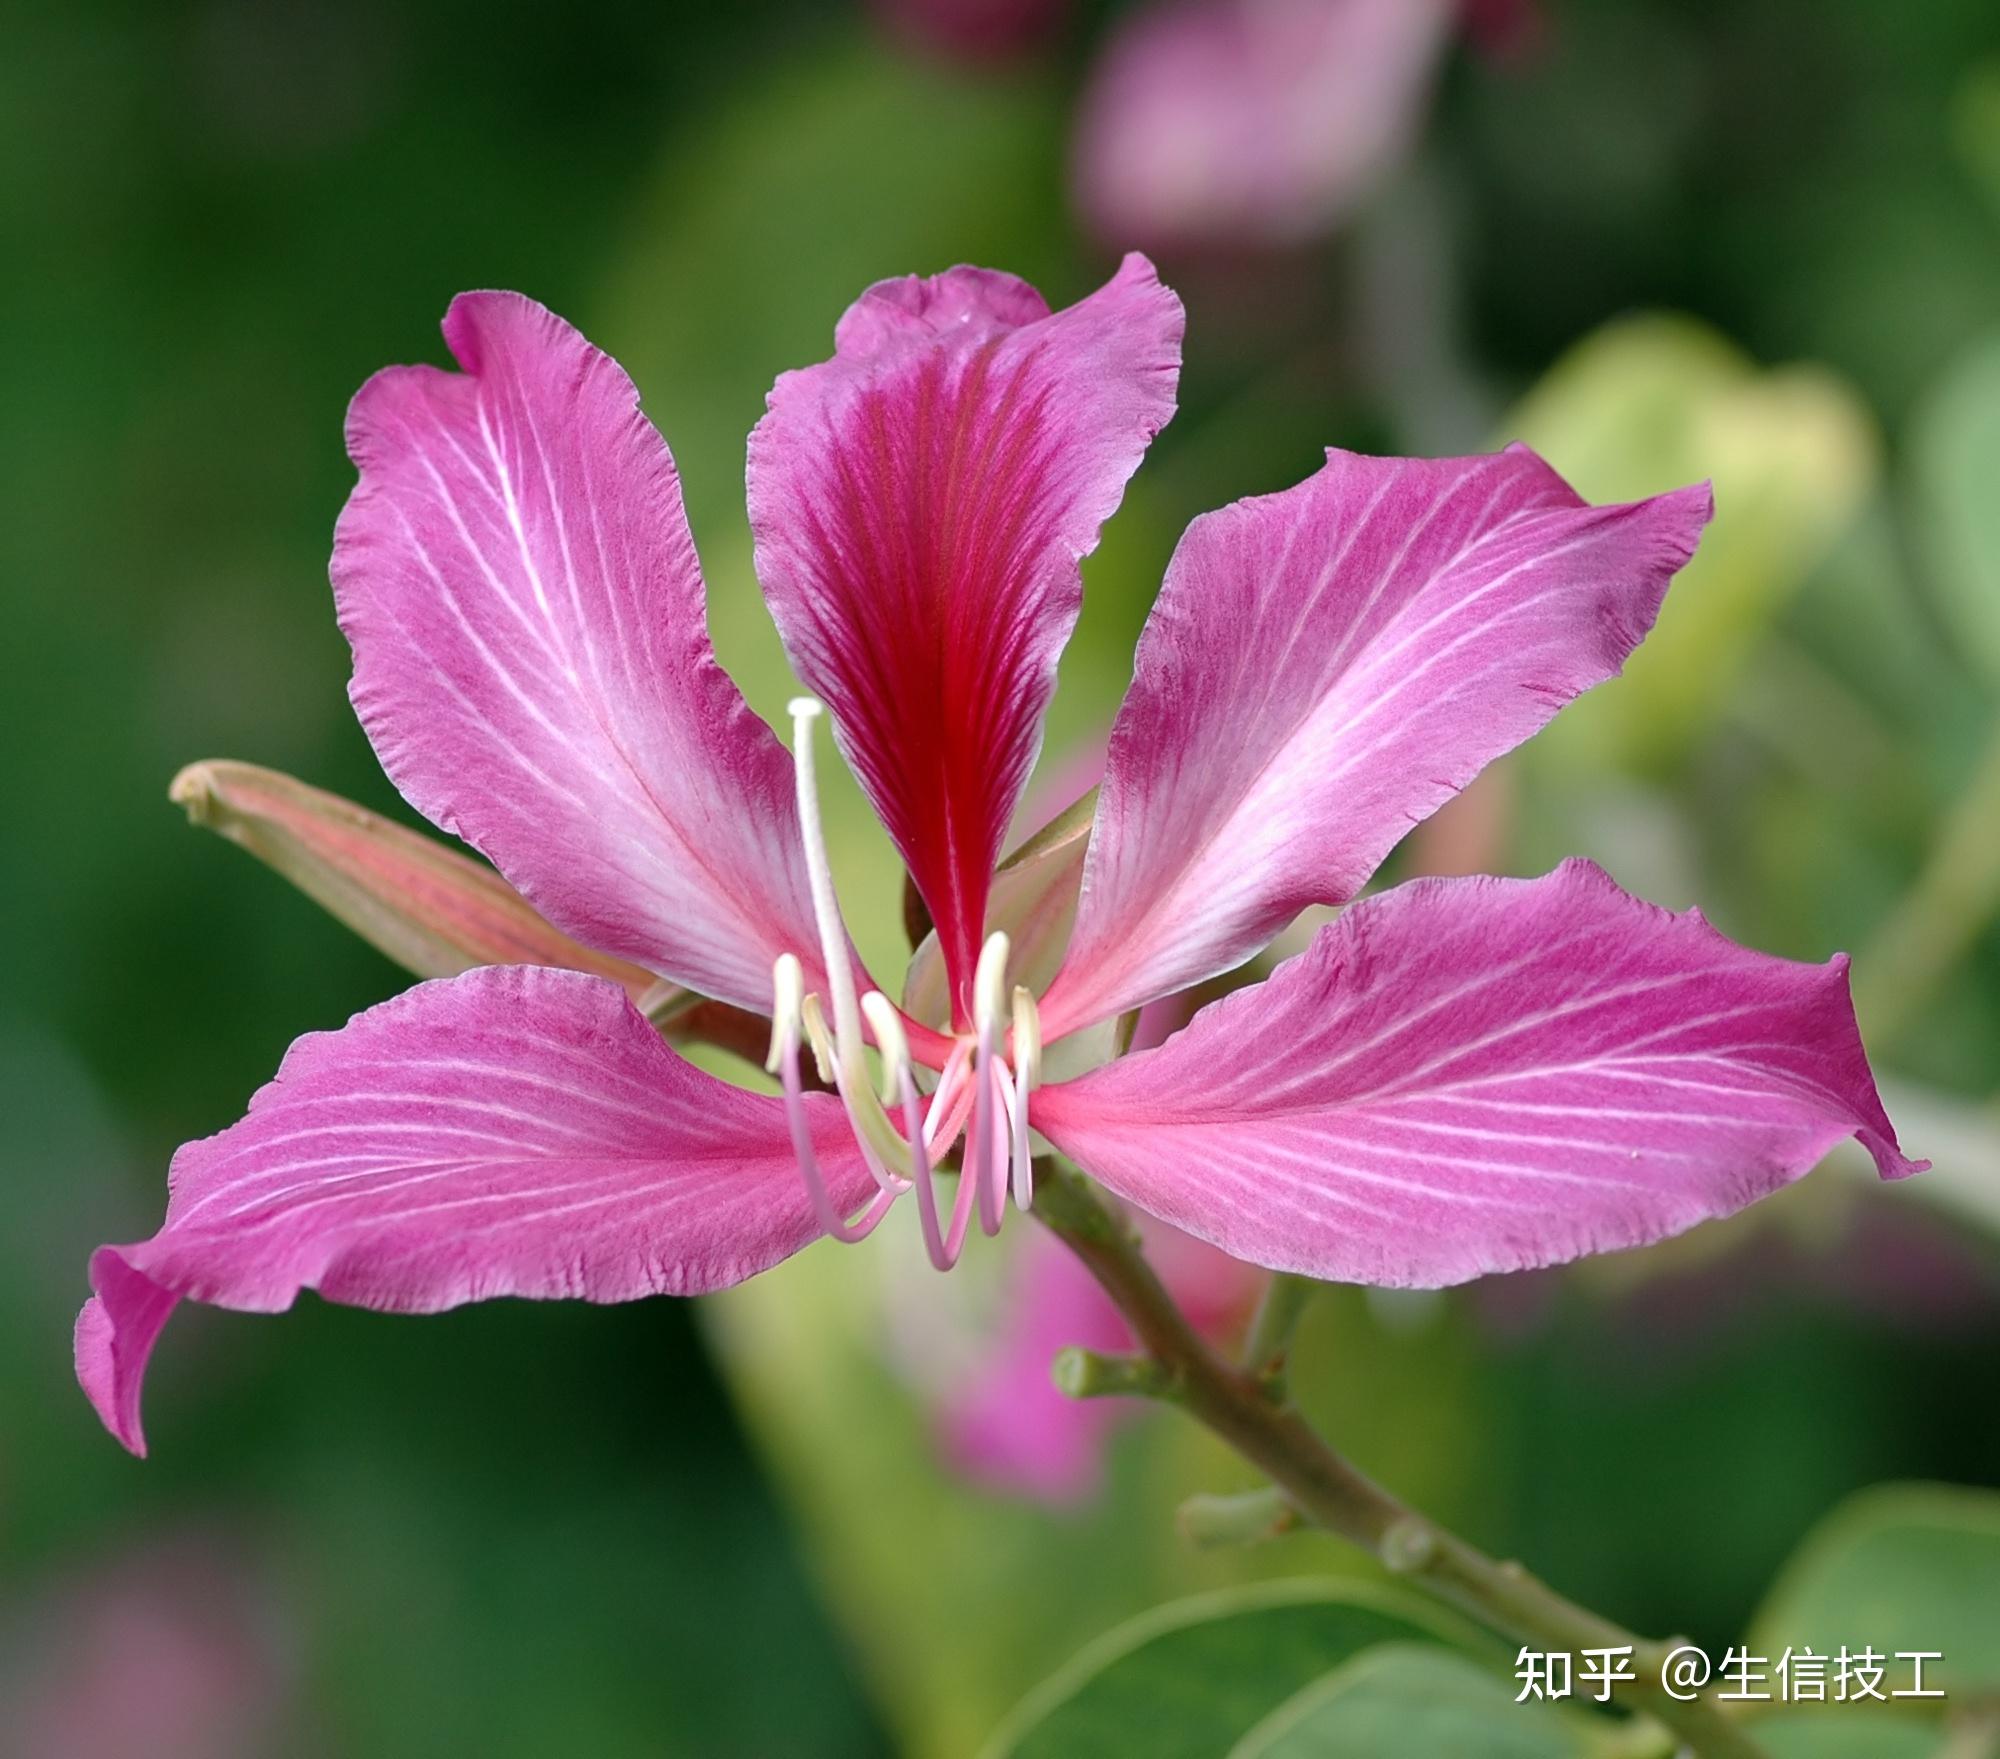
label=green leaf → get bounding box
[1747,1710,1941,1759]
[980,1579,1479,1759]
[1750,1482,2000,1701]
[1228,1644,1582,1759]
[1910,331,2000,691]
[1504,314,1878,771]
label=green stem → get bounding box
[1034,1160,1769,1759]
[1242,1272,1320,1395]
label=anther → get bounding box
[973,932,1012,1041]
[859,991,912,1109]
[766,952,805,1075]
[799,993,837,1086]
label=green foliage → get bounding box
[1750,1713,1941,1759]
[980,1580,1479,1759]
[990,1481,2000,1757]
[1751,1481,2000,1701]
[1227,1645,1579,1759]
[1910,332,2000,690]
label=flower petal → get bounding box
[1041,447,1712,1038]
[76,965,867,1455]
[334,291,824,1015]
[747,256,1182,1023]
[1033,861,1921,1289]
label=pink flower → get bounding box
[1074,0,1459,250]
[77,260,1920,1456]
[3,1536,293,1759]
[941,1221,1260,1503]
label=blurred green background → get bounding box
[3,1,1997,1754]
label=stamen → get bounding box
[973,932,1012,1044]
[870,990,976,1273]
[1010,984,1041,1210]
[787,698,865,1061]
[859,991,911,1108]
[799,994,837,1087]
[974,1056,1010,1235]
[970,932,1013,1237]
[765,952,805,1076]
[808,991,907,1196]
[770,955,895,1244]
[923,1038,976,1157]
[995,1069,1028,1210]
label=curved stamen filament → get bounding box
[1010,983,1041,1211]
[769,954,895,1243]
[788,698,866,1070]
[867,990,977,1272]
[924,1037,973,1151]
[805,992,908,1195]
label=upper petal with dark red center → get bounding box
[334,292,827,1015]
[1032,861,1921,1288]
[747,256,1182,1024]
[76,965,871,1456]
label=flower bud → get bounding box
[170,760,664,1005]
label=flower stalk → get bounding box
[1033,1157,1771,1759]
[1242,1270,1320,1396]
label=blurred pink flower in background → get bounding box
[941,1222,1262,1502]
[0,1535,293,1759]
[883,0,1545,249]
[1073,0,1458,250]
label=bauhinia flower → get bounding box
[77,256,1921,1457]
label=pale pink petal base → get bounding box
[77,966,868,1455]
[1034,862,1921,1288]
